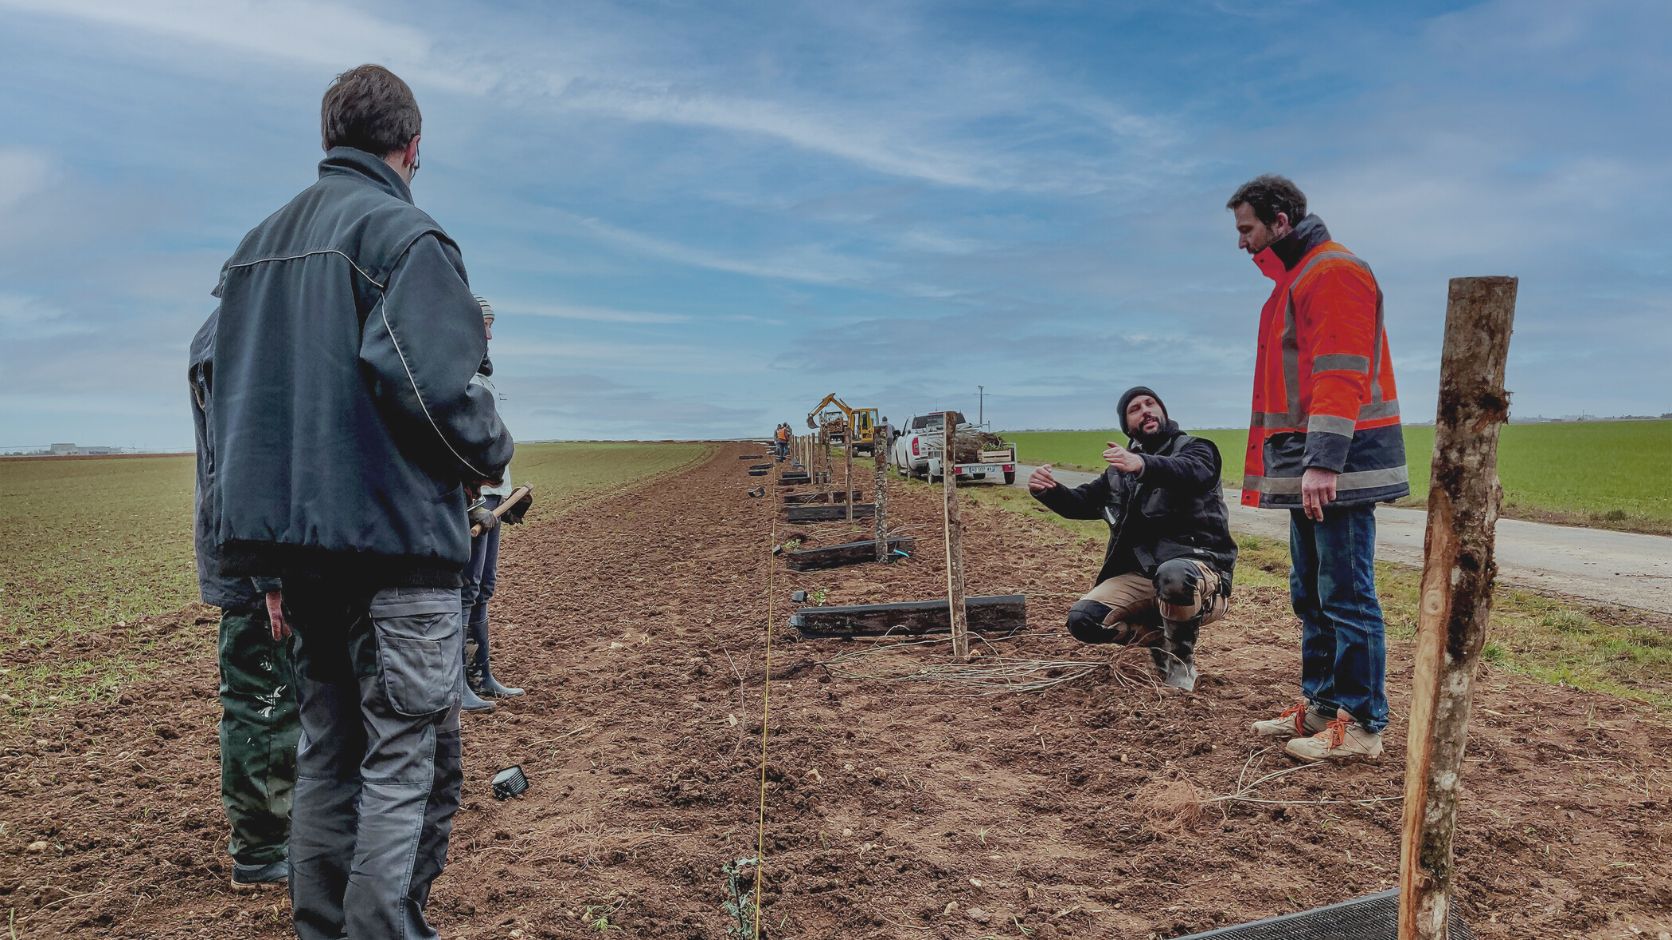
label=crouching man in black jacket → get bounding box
[1029,387,1237,691]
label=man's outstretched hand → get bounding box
[1028,464,1058,493]
[1103,442,1144,475]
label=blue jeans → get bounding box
[460,495,502,676]
[1289,505,1388,733]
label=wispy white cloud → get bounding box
[0,0,491,93]
[507,300,689,325]
[0,0,1177,194]
[0,147,56,214]
[0,291,93,339]
[550,209,889,286]
[494,339,769,379]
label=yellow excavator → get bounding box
[806,393,880,455]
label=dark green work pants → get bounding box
[218,602,300,866]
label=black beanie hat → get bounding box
[1117,385,1168,437]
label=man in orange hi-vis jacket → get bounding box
[1228,174,1410,764]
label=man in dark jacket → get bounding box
[1029,387,1237,691]
[202,65,512,940]
[189,312,299,893]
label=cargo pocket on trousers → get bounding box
[370,589,462,717]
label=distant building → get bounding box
[45,443,118,456]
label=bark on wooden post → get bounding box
[1398,276,1517,940]
[874,422,890,562]
[941,412,969,661]
[844,436,855,521]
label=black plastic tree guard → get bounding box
[1174,888,1472,940]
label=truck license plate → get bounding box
[963,464,1001,476]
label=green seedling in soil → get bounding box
[580,901,621,932]
[721,855,759,938]
[809,588,829,606]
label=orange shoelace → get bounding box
[1276,700,1309,736]
[1318,715,1351,749]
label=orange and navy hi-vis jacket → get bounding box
[1243,215,1410,509]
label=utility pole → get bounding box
[977,385,985,427]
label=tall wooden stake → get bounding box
[1398,276,1517,940]
[941,413,969,661]
[874,422,890,562]
[844,437,855,521]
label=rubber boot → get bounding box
[461,636,495,712]
[461,681,495,712]
[1151,617,1200,691]
[467,625,524,698]
[475,668,524,698]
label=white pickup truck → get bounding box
[889,412,1017,485]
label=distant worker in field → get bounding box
[1027,386,1237,691]
[188,312,299,892]
[460,296,525,712]
[1228,174,1408,763]
[202,64,512,939]
[774,422,791,460]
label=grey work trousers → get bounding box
[284,582,464,940]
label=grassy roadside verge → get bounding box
[0,442,713,713]
[961,481,1672,714]
[1005,420,1672,536]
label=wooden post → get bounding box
[941,412,969,661]
[1398,276,1517,940]
[844,437,855,521]
[874,422,890,562]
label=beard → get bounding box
[1130,414,1170,449]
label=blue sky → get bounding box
[1,0,1668,449]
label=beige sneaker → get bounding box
[1251,700,1331,739]
[1284,712,1383,762]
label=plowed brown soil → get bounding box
[3,444,1668,938]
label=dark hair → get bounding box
[321,65,421,154]
[1226,174,1307,226]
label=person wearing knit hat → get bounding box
[459,295,524,711]
[1028,387,1238,690]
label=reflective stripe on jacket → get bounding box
[1243,215,1410,509]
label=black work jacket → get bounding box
[200,148,513,587]
[1033,427,1237,588]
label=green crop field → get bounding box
[1005,420,1672,534]
[0,442,710,710]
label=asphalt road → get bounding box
[1011,464,1672,614]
